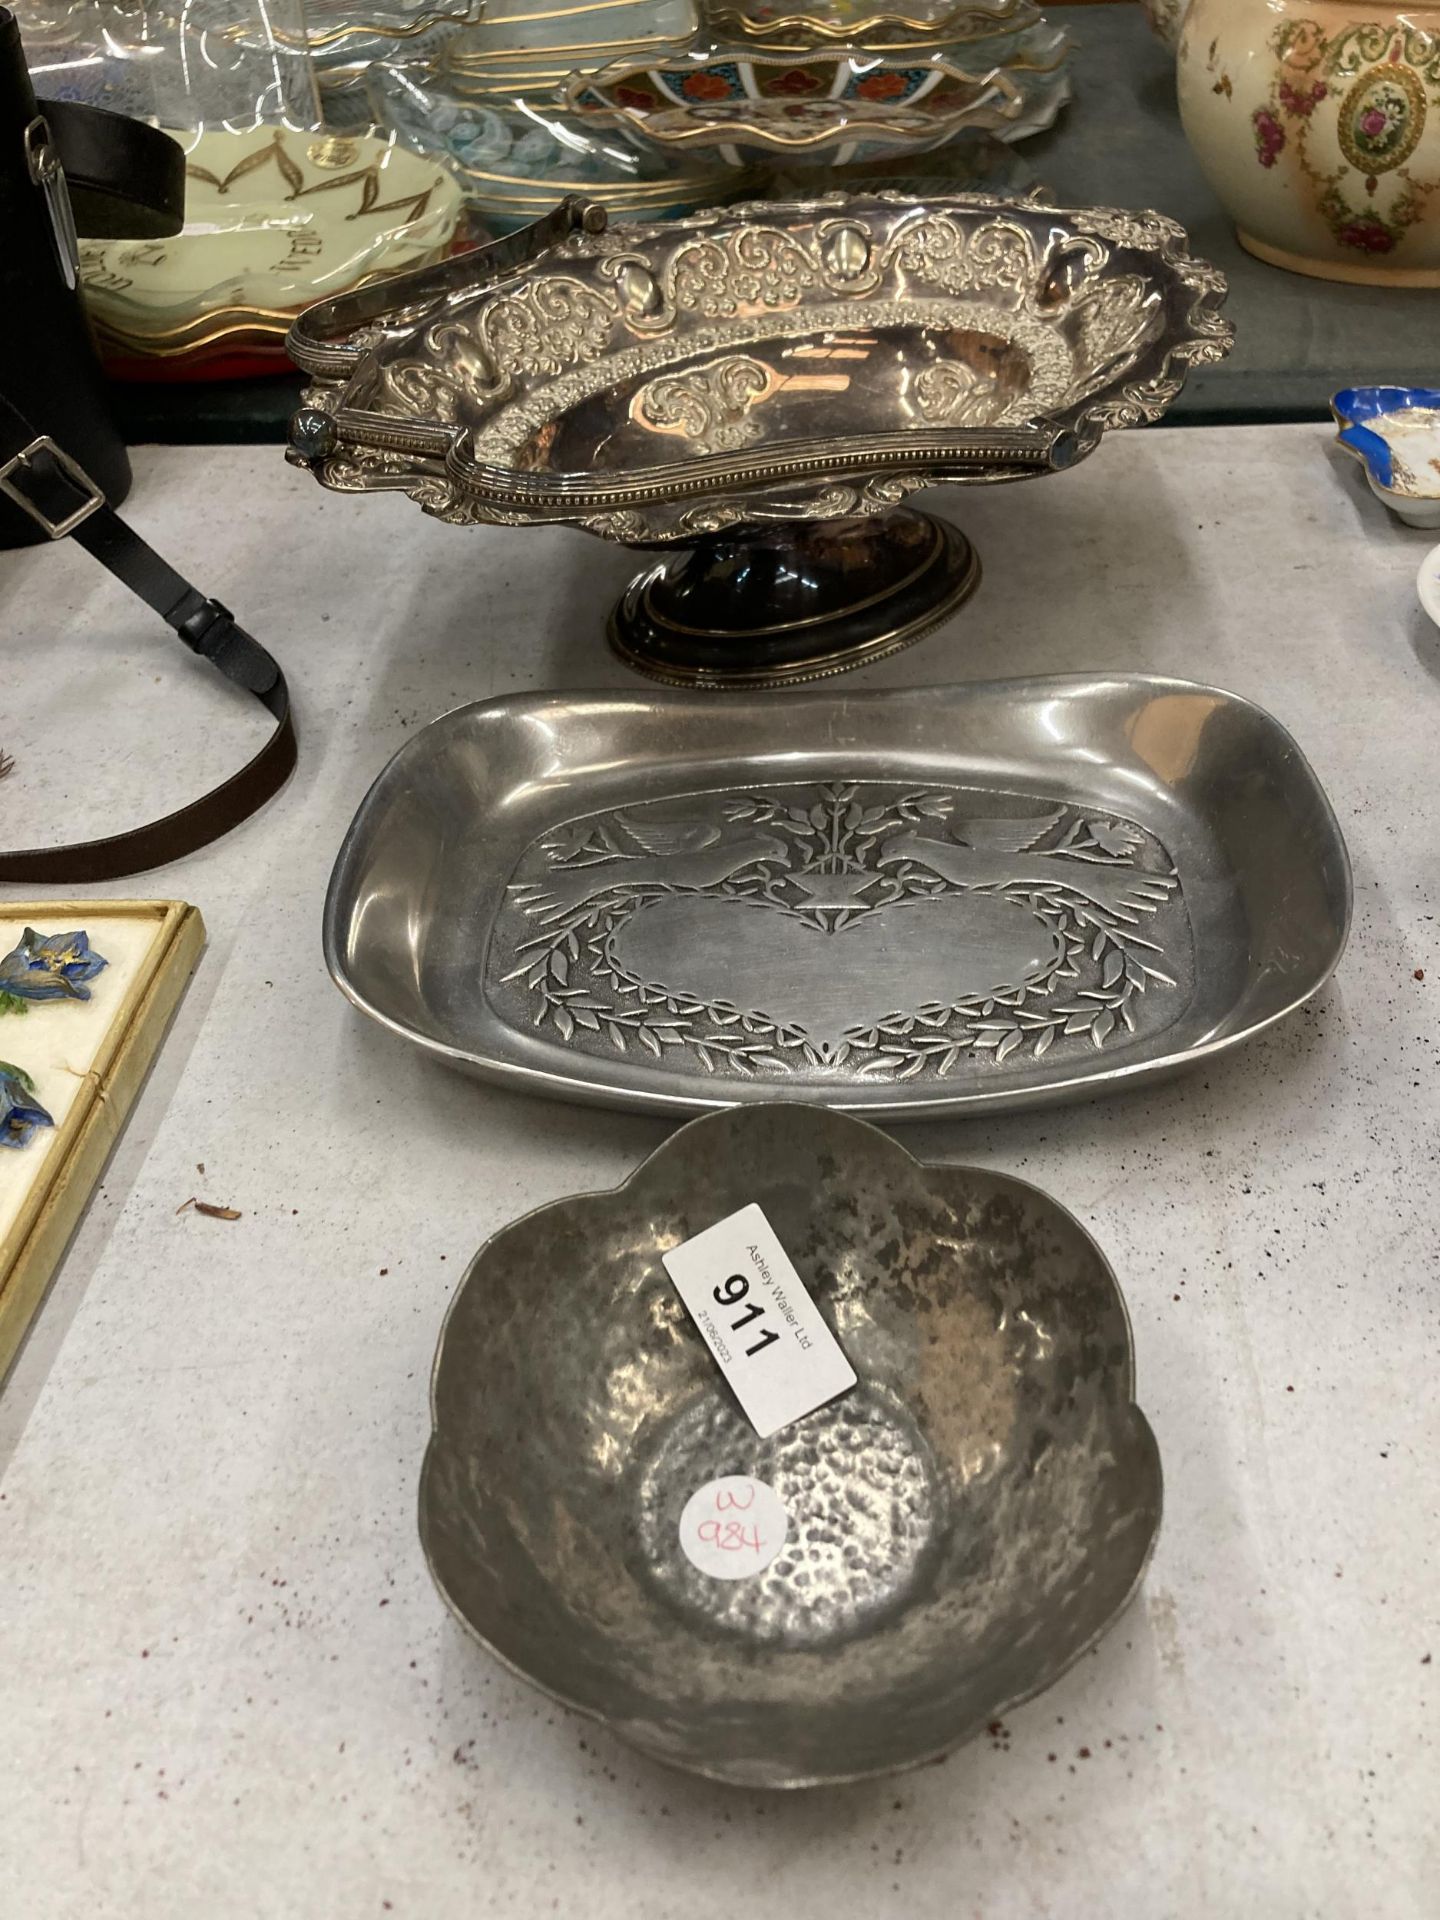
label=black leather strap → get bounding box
[0,394,296,882]
[42,98,185,240]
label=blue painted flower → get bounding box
[0,926,108,1009]
[0,1062,53,1149]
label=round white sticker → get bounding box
[678,1476,789,1580]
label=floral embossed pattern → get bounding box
[632,355,775,453]
[292,192,1229,545]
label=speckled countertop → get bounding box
[1,427,1435,1917]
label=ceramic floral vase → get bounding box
[1178,0,1440,284]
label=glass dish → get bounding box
[565,39,1069,163]
[14,0,320,130]
[699,0,1042,45]
[366,56,752,232]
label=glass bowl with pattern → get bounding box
[563,41,1068,166]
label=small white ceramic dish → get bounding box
[1418,543,1440,630]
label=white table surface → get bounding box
[1,427,1436,1919]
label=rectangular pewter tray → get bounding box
[324,676,1350,1118]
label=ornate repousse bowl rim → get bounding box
[287,190,1232,539]
[419,1101,1163,1788]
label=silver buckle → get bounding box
[0,436,105,539]
[24,116,79,292]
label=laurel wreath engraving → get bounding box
[499,784,1181,1081]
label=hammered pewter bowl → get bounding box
[287,192,1230,686]
[421,1104,1162,1787]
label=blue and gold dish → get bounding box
[1333,385,1440,529]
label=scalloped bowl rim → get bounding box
[419,1103,1163,1788]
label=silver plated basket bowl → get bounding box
[421,1104,1162,1787]
[288,193,1231,686]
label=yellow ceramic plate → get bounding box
[79,128,461,333]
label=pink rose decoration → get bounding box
[1252,106,1285,167]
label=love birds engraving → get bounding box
[489,782,1190,1082]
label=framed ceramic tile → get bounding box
[0,901,204,1383]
